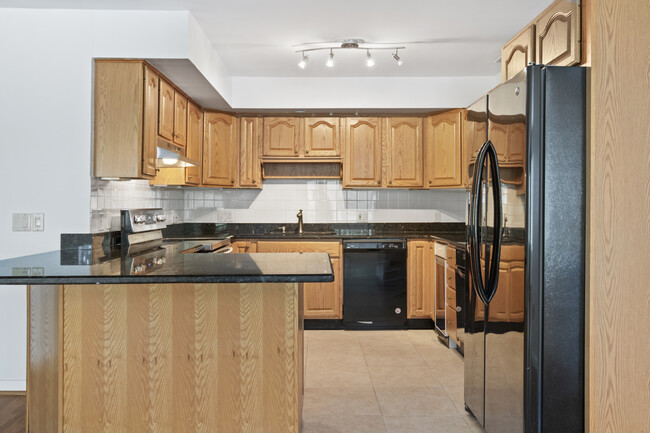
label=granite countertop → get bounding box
[162,223,469,249]
[0,240,334,285]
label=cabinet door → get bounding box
[535,0,580,66]
[501,25,535,83]
[424,110,464,188]
[506,122,526,164]
[407,240,430,318]
[142,66,159,178]
[385,117,424,188]
[239,117,262,188]
[203,113,238,187]
[262,117,300,157]
[303,117,341,157]
[304,256,342,319]
[158,79,175,141]
[185,102,203,185]
[173,91,187,147]
[342,118,382,188]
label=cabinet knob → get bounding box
[428,179,432,184]
[377,180,381,184]
[388,180,392,185]
[305,150,310,154]
[294,150,298,154]
[252,179,257,183]
[231,179,235,184]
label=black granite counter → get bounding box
[0,240,334,285]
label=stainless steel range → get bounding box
[120,209,232,275]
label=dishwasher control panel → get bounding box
[343,239,406,250]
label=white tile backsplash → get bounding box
[89,179,467,231]
[183,180,467,224]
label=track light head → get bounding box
[326,49,334,67]
[392,49,403,66]
[298,51,309,69]
[366,50,375,67]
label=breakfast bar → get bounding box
[0,250,333,433]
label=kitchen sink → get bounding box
[265,230,337,236]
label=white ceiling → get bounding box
[1,0,554,78]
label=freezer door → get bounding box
[463,95,488,426]
[484,69,527,433]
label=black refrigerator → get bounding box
[463,65,585,433]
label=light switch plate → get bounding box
[12,213,31,231]
[32,213,44,231]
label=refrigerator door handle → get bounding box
[470,141,490,305]
[483,141,503,303]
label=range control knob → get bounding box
[134,215,146,224]
[156,214,166,222]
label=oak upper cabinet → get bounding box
[384,117,424,188]
[185,102,203,185]
[158,79,175,141]
[239,117,262,188]
[203,112,239,187]
[172,91,187,147]
[535,0,580,67]
[502,25,535,83]
[342,117,382,188]
[262,117,301,157]
[407,240,431,319]
[424,109,464,188]
[94,60,158,179]
[303,117,341,157]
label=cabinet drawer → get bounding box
[446,246,456,268]
[446,286,456,309]
[255,240,340,257]
[446,266,456,289]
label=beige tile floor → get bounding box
[303,330,484,433]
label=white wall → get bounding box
[231,76,499,109]
[0,8,206,391]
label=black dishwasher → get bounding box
[343,239,407,329]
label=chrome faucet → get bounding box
[297,209,304,234]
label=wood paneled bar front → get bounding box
[28,282,305,433]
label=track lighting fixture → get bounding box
[392,49,403,66]
[298,51,309,69]
[294,39,405,69]
[366,50,375,67]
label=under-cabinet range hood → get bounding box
[156,138,199,168]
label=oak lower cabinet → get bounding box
[239,117,262,188]
[407,240,432,319]
[303,117,341,157]
[502,25,536,83]
[203,112,239,187]
[481,245,525,322]
[384,117,424,188]
[231,240,256,253]
[263,117,301,157]
[94,60,158,179]
[342,117,383,188]
[424,110,465,188]
[255,241,342,319]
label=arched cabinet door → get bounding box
[203,112,239,187]
[501,25,535,83]
[535,0,580,67]
[342,117,382,188]
[424,109,464,188]
[262,117,300,157]
[385,117,424,188]
[303,117,341,157]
